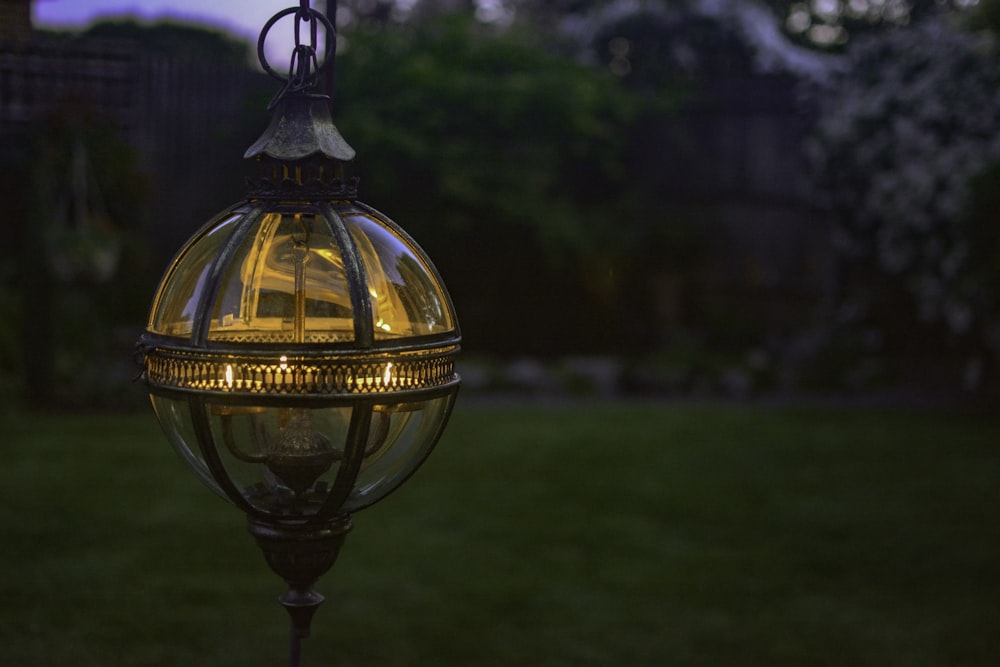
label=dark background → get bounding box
[3,0,1000,409]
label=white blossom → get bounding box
[811,18,1000,335]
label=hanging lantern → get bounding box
[137,2,460,660]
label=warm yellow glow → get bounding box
[143,344,458,395]
[149,208,458,345]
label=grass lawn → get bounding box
[1,401,998,666]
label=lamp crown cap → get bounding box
[244,94,356,163]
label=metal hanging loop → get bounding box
[257,4,337,95]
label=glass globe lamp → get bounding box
[136,4,460,652]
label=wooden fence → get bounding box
[1,37,266,247]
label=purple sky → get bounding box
[33,1,316,63]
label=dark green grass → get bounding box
[1,402,998,666]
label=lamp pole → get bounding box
[325,0,337,99]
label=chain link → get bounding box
[257,3,337,109]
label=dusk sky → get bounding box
[33,0,324,63]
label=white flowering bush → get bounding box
[809,19,1000,347]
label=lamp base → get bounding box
[248,516,353,639]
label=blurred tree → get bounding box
[500,0,983,49]
[590,4,762,86]
[961,0,1000,32]
[80,20,251,64]
[764,0,981,48]
[336,0,983,47]
[337,0,399,25]
[333,12,682,353]
[808,17,1000,391]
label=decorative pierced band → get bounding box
[245,176,359,200]
[143,345,458,396]
[246,161,360,200]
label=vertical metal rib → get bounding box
[293,213,308,344]
[192,204,266,347]
[318,201,375,348]
[313,400,372,519]
[188,397,262,517]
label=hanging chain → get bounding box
[257,0,337,109]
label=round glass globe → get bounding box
[140,198,460,521]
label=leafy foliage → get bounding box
[767,0,981,47]
[334,14,681,353]
[466,0,984,49]
[81,20,251,64]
